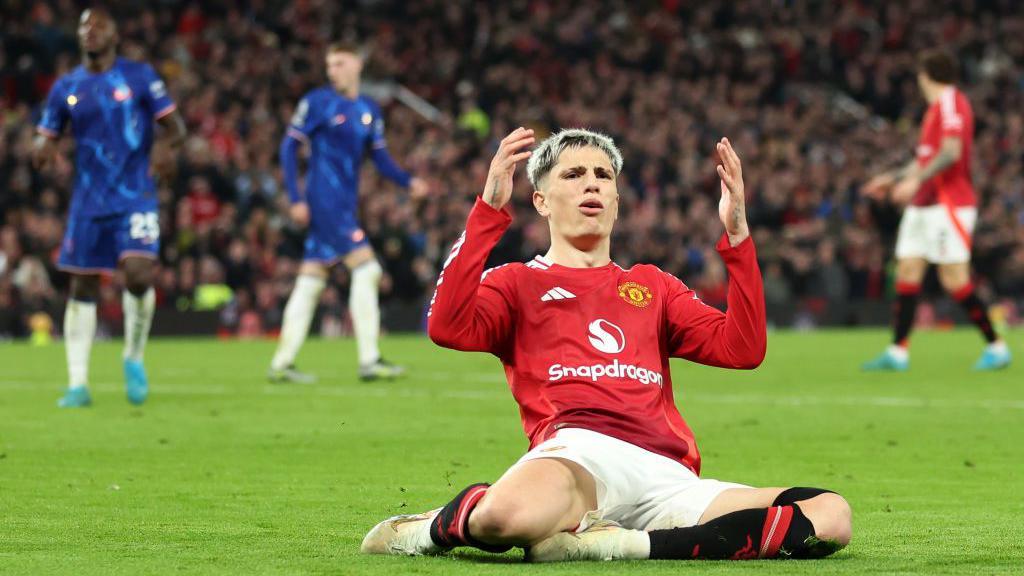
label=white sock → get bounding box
[64,299,97,389]
[350,260,383,367]
[271,274,326,371]
[123,288,155,362]
[887,344,909,362]
[988,340,1008,355]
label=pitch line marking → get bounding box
[1,380,1023,410]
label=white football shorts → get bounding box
[895,205,977,265]
[514,427,748,532]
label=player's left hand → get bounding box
[409,177,429,200]
[891,175,920,205]
[716,137,749,247]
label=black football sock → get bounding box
[428,483,512,553]
[773,487,835,506]
[648,504,836,560]
[952,284,998,344]
[892,282,921,347]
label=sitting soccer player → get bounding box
[361,128,852,561]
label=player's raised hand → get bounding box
[289,202,311,228]
[716,137,749,246]
[482,127,534,210]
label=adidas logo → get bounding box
[541,287,576,301]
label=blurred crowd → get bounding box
[2,0,1023,339]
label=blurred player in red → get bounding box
[361,128,852,562]
[863,50,1010,371]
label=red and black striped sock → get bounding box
[892,282,921,347]
[648,505,829,560]
[951,284,998,344]
[428,483,511,553]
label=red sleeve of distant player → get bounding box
[426,197,516,355]
[938,88,966,139]
[664,234,767,369]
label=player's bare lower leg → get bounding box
[361,458,595,555]
[938,263,1010,369]
[528,486,851,562]
[344,246,402,381]
[269,261,327,383]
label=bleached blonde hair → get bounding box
[526,128,623,189]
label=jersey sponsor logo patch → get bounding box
[149,79,167,99]
[113,86,133,102]
[291,98,310,127]
[547,359,663,388]
[617,281,652,308]
[587,319,625,354]
[546,319,663,387]
[332,114,347,126]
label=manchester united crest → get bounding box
[618,281,653,308]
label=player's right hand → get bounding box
[482,127,534,210]
[290,202,311,228]
[31,135,58,171]
[862,173,895,199]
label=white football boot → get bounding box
[360,508,444,556]
[526,520,650,562]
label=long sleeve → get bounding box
[427,197,515,355]
[369,146,412,188]
[279,134,302,203]
[365,98,412,188]
[664,234,766,369]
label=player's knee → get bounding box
[124,278,151,297]
[69,275,100,301]
[895,259,925,283]
[804,492,852,548]
[122,262,154,296]
[469,498,543,544]
[938,269,969,293]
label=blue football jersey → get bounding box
[285,88,410,233]
[37,57,176,217]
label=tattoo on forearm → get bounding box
[916,149,956,182]
[894,160,917,180]
[487,180,501,208]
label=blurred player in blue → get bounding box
[269,42,428,383]
[31,8,186,408]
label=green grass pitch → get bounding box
[1,328,1022,574]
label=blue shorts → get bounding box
[303,225,369,265]
[59,210,160,273]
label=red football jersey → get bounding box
[912,86,975,207]
[427,198,767,475]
